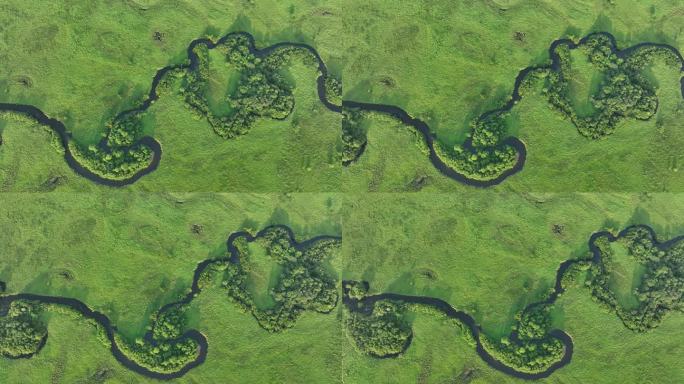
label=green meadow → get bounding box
[0,192,682,382]
[1,1,683,383]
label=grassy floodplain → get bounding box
[0,0,683,383]
[0,1,683,191]
[340,0,684,192]
[0,192,682,382]
[0,0,343,192]
[0,192,343,383]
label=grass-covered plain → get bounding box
[0,0,343,192]
[0,193,343,382]
[341,0,684,191]
[1,1,684,190]
[340,192,684,383]
[1,1,684,383]
[1,192,682,382]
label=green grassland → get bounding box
[606,240,645,309]
[1,1,684,383]
[340,0,684,192]
[340,192,684,383]
[0,0,344,144]
[0,0,343,192]
[341,0,684,145]
[1,1,684,191]
[0,192,343,382]
[0,69,342,192]
[245,240,282,309]
[1,192,683,382]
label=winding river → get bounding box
[1,32,682,187]
[344,32,684,187]
[342,224,682,379]
[0,31,340,187]
[2,224,681,379]
[0,225,340,380]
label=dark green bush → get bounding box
[346,300,412,357]
[221,227,340,332]
[436,114,518,180]
[181,35,295,139]
[152,305,187,340]
[0,301,47,358]
[481,304,565,374]
[341,107,367,163]
[325,76,342,106]
[116,304,199,374]
[588,227,684,332]
[116,333,198,374]
[70,112,153,180]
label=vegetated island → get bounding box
[0,225,341,379]
[1,31,682,187]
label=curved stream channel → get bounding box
[0,225,340,380]
[1,32,682,187]
[343,224,681,379]
[3,224,678,379]
[0,31,339,187]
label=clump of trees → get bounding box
[341,107,367,164]
[70,112,152,179]
[0,301,47,358]
[324,76,342,106]
[151,305,187,340]
[588,227,684,332]
[518,68,550,97]
[116,304,199,374]
[346,299,412,357]
[343,280,369,301]
[436,113,518,180]
[221,227,340,332]
[544,35,659,139]
[625,45,683,70]
[116,335,198,374]
[481,304,565,374]
[560,261,592,289]
[181,35,295,139]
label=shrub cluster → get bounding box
[544,35,658,139]
[324,76,342,106]
[116,336,198,374]
[560,261,592,289]
[181,35,294,139]
[481,304,565,374]
[588,227,684,332]
[344,280,369,301]
[341,107,367,163]
[116,304,199,374]
[436,113,518,180]
[346,299,412,357]
[0,301,47,358]
[221,227,340,332]
[70,112,152,179]
[151,305,187,340]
